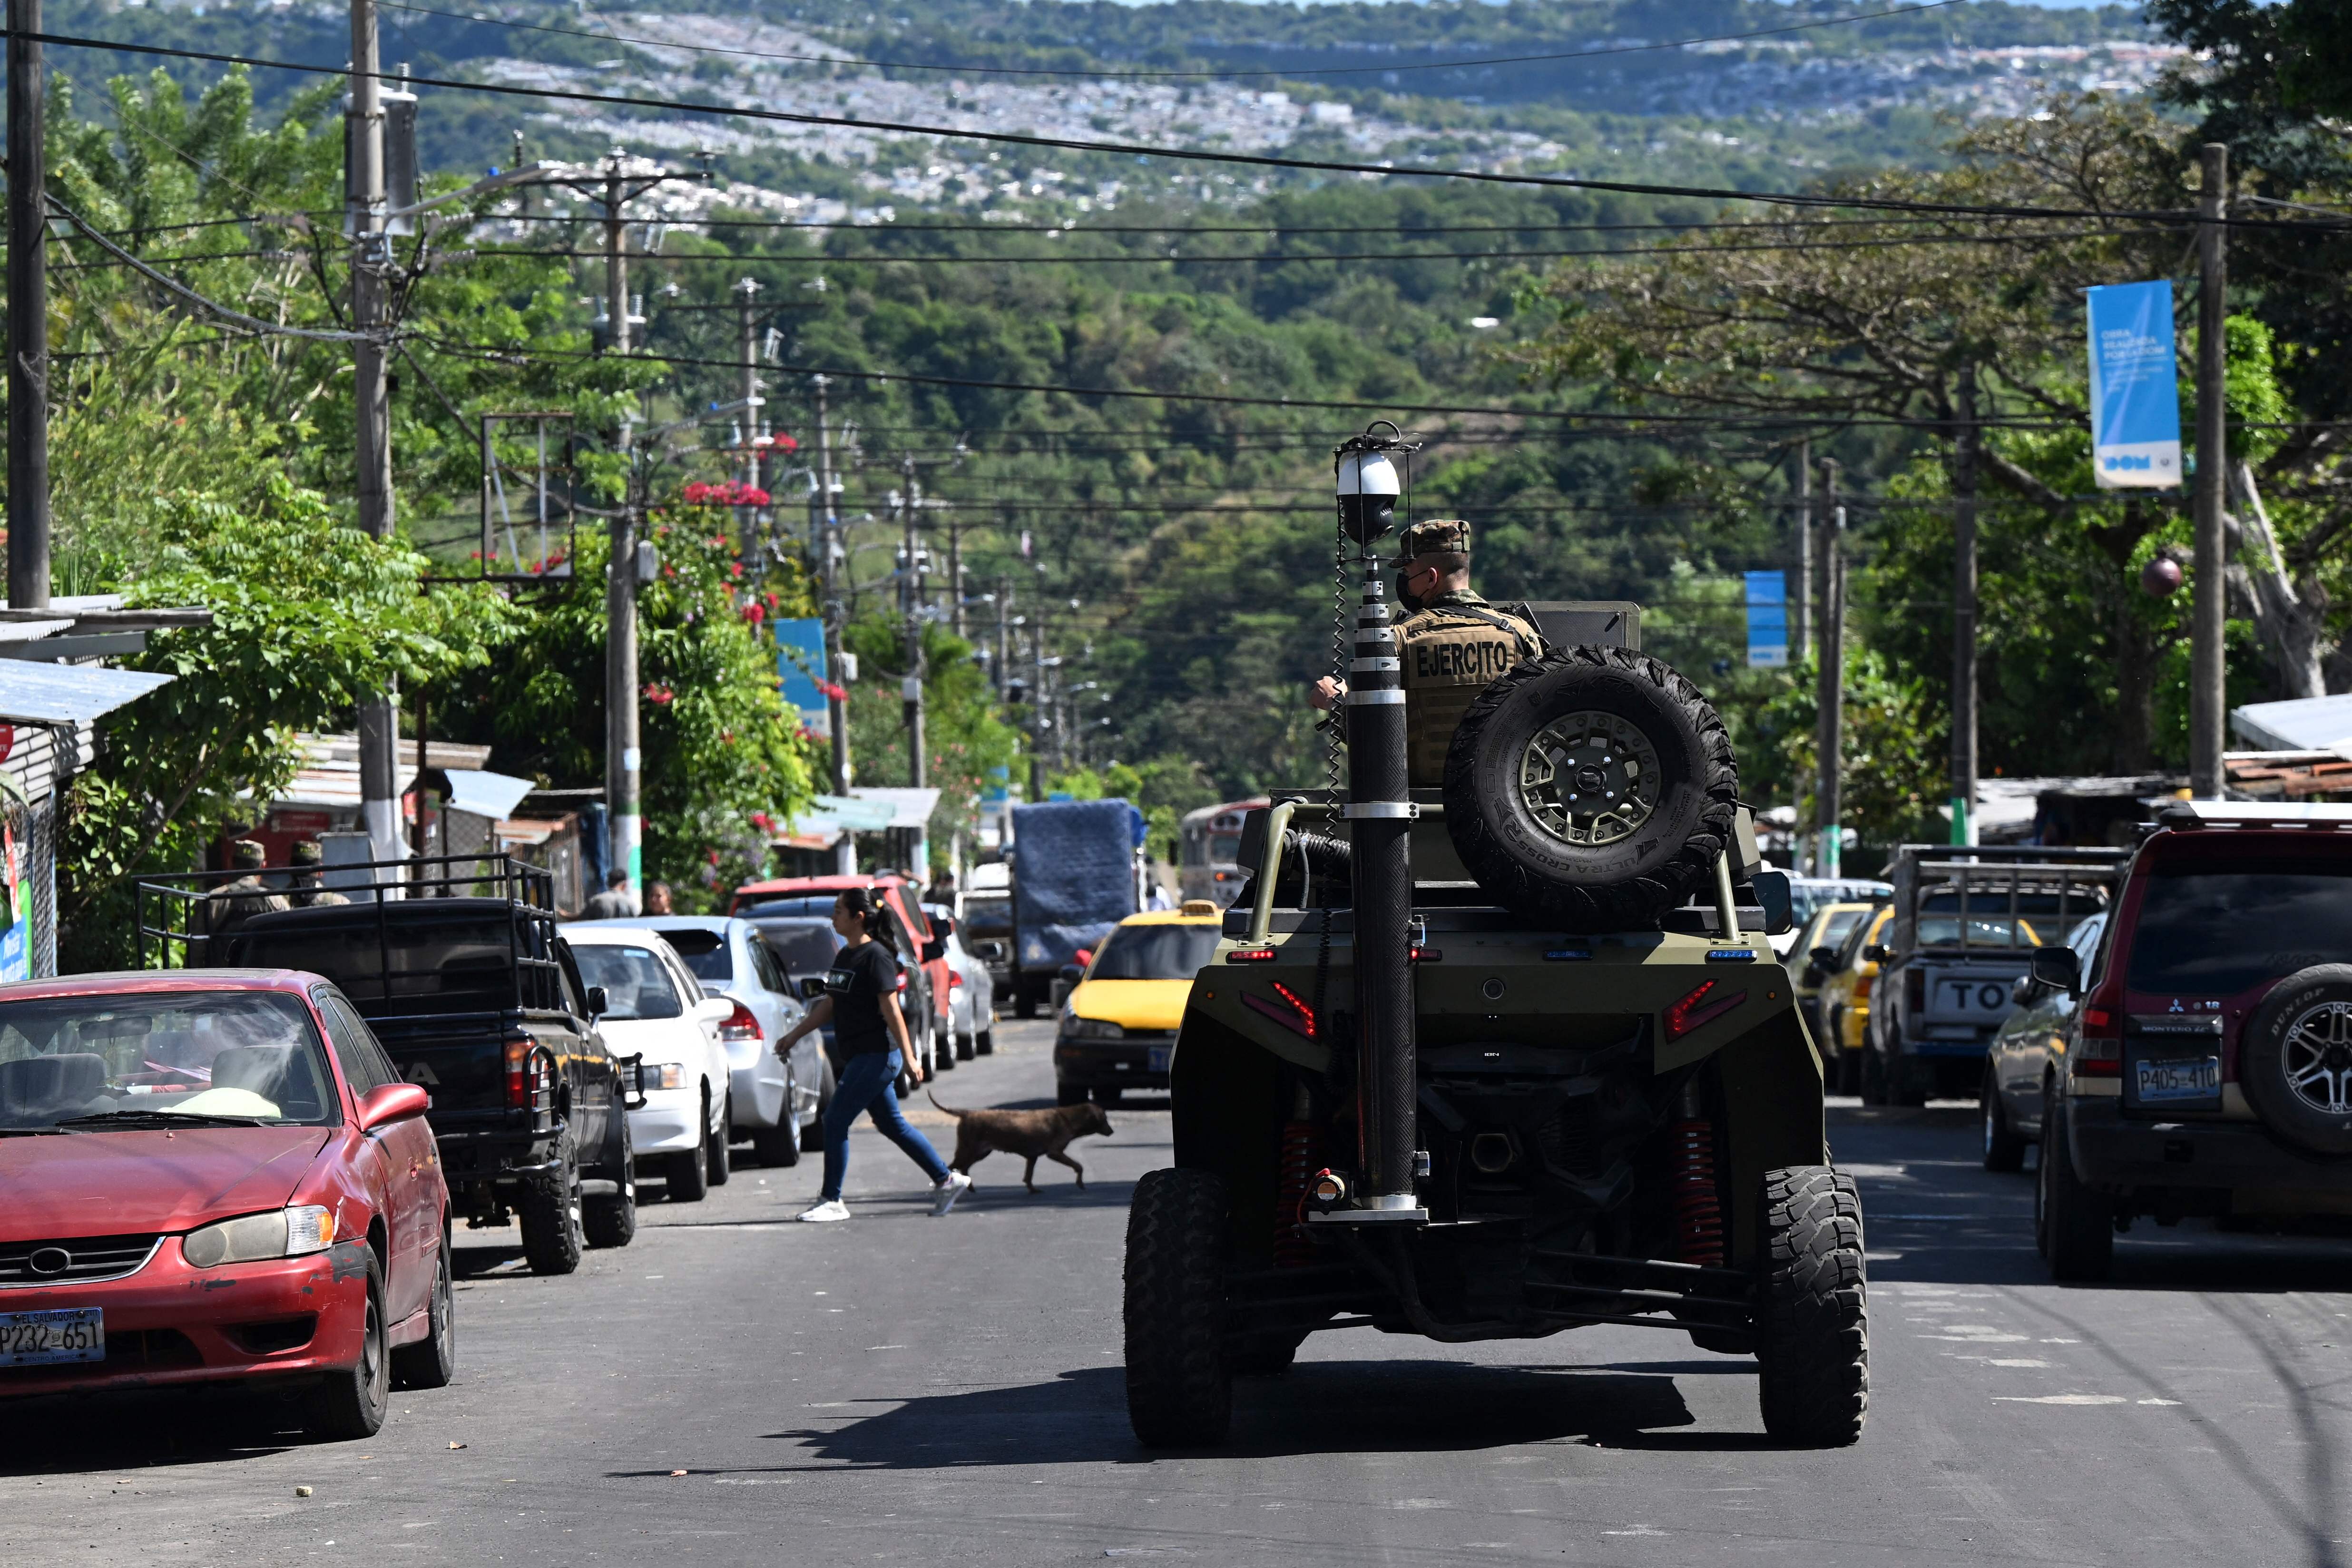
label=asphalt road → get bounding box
[10,1020,2352,1567]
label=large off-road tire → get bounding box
[1754,1166,1868,1447]
[309,1254,390,1440]
[2239,966,2352,1156]
[2037,1086,2113,1281]
[1124,1168,1233,1448]
[1443,646,1738,932]
[391,1229,458,1391]
[584,1111,638,1249]
[1982,1068,2027,1173]
[518,1144,584,1275]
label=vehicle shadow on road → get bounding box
[640,1360,1736,1471]
[0,1393,302,1475]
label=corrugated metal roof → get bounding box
[0,662,173,725]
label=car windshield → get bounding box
[1815,908,1868,952]
[738,895,843,919]
[1918,916,2041,947]
[1089,925,1222,981]
[0,990,337,1131]
[659,927,732,983]
[2126,863,2352,996]
[961,895,1011,937]
[756,918,842,978]
[569,944,684,1019]
[1207,833,1243,865]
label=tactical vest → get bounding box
[1397,593,1544,787]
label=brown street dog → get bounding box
[929,1093,1114,1193]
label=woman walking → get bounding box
[774,888,972,1222]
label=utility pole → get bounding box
[1950,362,1980,848]
[348,0,401,871]
[8,0,49,614]
[900,455,927,790]
[947,514,966,641]
[734,275,761,559]
[994,578,1011,697]
[810,376,850,797]
[1815,459,1845,880]
[2191,141,2230,800]
[1029,608,1049,804]
[1790,440,1810,661]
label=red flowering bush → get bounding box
[680,480,771,508]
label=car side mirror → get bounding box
[2010,972,2038,1006]
[614,1052,647,1109]
[1749,870,1793,936]
[1800,964,1824,989]
[583,984,608,1019]
[2029,945,2082,997]
[1809,946,1838,970]
[357,1081,431,1131]
[1862,944,1890,965]
[921,937,947,964]
[694,996,734,1025]
[1058,964,1085,984]
[798,975,828,1000]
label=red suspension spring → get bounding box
[1274,1119,1323,1269]
[1669,1119,1725,1269]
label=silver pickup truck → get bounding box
[1862,845,2125,1105]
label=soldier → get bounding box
[1310,519,1544,787]
[206,839,288,953]
[286,839,351,908]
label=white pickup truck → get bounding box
[1862,845,2126,1105]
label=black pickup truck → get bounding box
[137,855,638,1275]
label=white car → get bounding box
[927,902,997,1059]
[613,914,823,1166]
[565,924,735,1202]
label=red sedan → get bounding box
[0,970,453,1438]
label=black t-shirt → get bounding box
[824,941,902,1058]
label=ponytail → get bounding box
[837,887,897,952]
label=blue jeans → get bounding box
[820,1050,950,1202]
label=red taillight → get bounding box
[505,1033,529,1108]
[1853,974,1874,1001]
[1242,979,1318,1039]
[720,999,762,1044]
[1226,948,1277,963]
[2074,998,2123,1077]
[1664,980,1748,1042]
[948,971,963,989]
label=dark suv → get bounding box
[2023,804,2352,1280]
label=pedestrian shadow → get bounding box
[684,1360,1722,1470]
[951,1172,1137,1210]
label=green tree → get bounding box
[61,480,515,969]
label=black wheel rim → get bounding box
[1517,709,1662,848]
[362,1292,386,1409]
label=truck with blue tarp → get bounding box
[1006,798,1146,1018]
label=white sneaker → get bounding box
[796,1199,850,1223]
[930,1171,973,1216]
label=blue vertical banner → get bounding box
[2086,281,2183,489]
[1744,570,1789,668]
[774,617,832,737]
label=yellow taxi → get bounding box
[1053,902,1225,1107]
[1814,905,1892,1096]
[1793,901,1877,1060]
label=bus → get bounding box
[1177,799,1270,908]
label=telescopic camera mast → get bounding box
[1334,423,1426,1223]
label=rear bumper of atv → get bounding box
[2069,1098,2352,1206]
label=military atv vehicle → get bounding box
[1123,430,1867,1449]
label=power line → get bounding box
[412,334,2079,430]
[478,209,2090,237]
[381,0,1968,81]
[23,28,2261,227]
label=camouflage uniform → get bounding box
[286,840,350,909]
[1390,521,1544,788]
[206,840,288,956]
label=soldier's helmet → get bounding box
[1392,518,1471,566]
[231,839,268,869]
[289,840,325,869]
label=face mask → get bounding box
[1394,570,1426,612]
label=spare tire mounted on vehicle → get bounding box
[1443,645,1739,932]
[2239,964,2352,1157]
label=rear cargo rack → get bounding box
[132,853,565,1014]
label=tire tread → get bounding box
[1756,1165,1869,1447]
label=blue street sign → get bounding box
[2086,281,2183,490]
[774,618,832,736]
[1744,570,1789,669]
